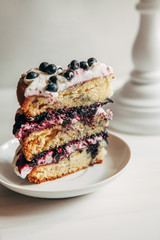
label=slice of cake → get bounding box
[12,58,114,184]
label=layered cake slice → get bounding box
[12,58,114,184]
[17,58,114,119]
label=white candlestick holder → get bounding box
[110,0,160,135]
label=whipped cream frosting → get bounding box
[23,62,114,100]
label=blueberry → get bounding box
[69,111,76,118]
[80,61,89,71]
[69,60,80,70]
[87,57,97,67]
[63,118,71,126]
[46,83,58,92]
[86,142,99,158]
[64,70,74,81]
[57,109,65,114]
[39,62,49,72]
[26,71,39,79]
[28,161,36,167]
[66,111,76,118]
[49,76,57,84]
[46,64,57,74]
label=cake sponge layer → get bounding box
[27,146,106,184]
[13,102,113,140]
[21,115,109,161]
[19,76,112,119]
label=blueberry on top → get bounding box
[49,76,57,84]
[80,61,89,71]
[26,71,39,79]
[64,70,74,81]
[39,62,49,72]
[69,60,80,70]
[46,83,58,92]
[87,57,97,67]
[46,64,57,74]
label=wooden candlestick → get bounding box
[110,0,160,134]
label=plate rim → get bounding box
[0,134,131,197]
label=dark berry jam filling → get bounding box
[13,100,112,140]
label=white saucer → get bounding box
[0,134,131,199]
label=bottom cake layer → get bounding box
[13,144,106,184]
[13,131,108,183]
[13,131,108,176]
[27,146,106,184]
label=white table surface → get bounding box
[0,86,160,240]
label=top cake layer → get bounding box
[17,58,114,118]
[22,59,114,98]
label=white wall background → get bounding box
[0,0,138,88]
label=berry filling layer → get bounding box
[13,131,108,179]
[13,101,113,140]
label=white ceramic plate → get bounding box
[0,134,130,198]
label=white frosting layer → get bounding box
[23,62,114,100]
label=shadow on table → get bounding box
[0,183,92,218]
[0,159,99,220]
